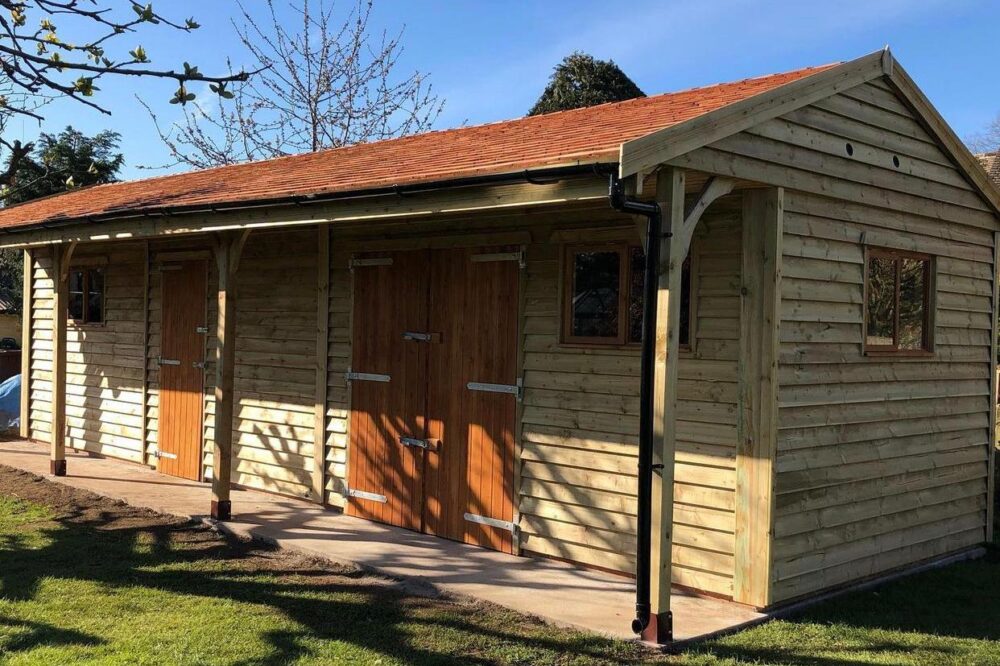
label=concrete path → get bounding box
[0,439,765,642]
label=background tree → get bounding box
[145,0,444,169]
[0,1,252,186]
[0,126,124,314]
[967,114,1000,154]
[528,52,644,116]
[3,126,123,205]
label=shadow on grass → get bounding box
[685,547,1000,666]
[0,481,649,665]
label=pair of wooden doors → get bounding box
[157,260,208,480]
[347,247,519,553]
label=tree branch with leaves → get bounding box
[143,0,443,169]
[0,1,255,185]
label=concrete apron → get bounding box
[0,440,765,643]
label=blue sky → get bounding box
[8,0,999,181]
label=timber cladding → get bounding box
[517,208,742,597]
[664,78,994,604]
[28,245,147,462]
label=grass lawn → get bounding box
[0,465,998,665]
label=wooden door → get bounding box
[158,260,208,480]
[424,247,519,553]
[346,251,428,530]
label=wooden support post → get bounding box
[734,187,783,608]
[313,225,331,505]
[19,249,32,439]
[141,240,151,465]
[646,167,685,643]
[49,242,76,476]
[210,230,250,521]
[987,231,1000,543]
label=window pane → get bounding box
[87,269,104,323]
[898,258,926,350]
[866,256,896,347]
[571,250,620,338]
[68,293,84,321]
[628,247,645,343]
[68,270,84,295]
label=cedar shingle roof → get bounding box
[978,152,1000,188]
[0,63,836,231]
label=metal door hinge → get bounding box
[467,378,523,401]
[350,257,393,272]
[348,488,387,503]
[153,449,178,460]
[346,369,390,383]
[464,512,518,534]
[471,249,526,269]
[158,358,181,366]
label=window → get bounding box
[864,248,932,354]
[563,243,691,346]
[67,268,105,324]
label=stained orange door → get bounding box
[424,247,519,553]
[158,260,208,480]
[346,251,427,529]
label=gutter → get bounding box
[0,163,619,236]
[608,174,669,643]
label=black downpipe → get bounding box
[608,175,665,639]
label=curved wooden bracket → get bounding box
[58,241,78,283]
[679,176,736,251]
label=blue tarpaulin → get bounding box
[0,374,20,431]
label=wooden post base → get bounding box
[640,611,673,644]
[210,500,232,521]
[50,459,67,477]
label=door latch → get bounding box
[193,361,206,369]
[402,331,441,343]
[399,436,438,451]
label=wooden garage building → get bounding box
[0,49,997,641]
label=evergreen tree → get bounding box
[0,127,124,313]
[528,52,644,116]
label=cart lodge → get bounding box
[0,49,997,642]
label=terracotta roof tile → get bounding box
[0,63,836,231]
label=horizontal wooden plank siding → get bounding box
[518,211,742,597]
[324,242,351,507]
[670,77,994,604]
[204,230,320,499]
[31,244,147,462]
[28,249,52,442]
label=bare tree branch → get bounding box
[0,1,254,185]
[145,0,444,168]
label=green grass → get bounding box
[0,470,999,665]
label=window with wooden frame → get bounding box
[562,243,692,347]
[67,267,105,325]
[864,247,933,355]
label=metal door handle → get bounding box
[403,331,441,343]
[399,436,439,451]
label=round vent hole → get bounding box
[845,143,854,156]
[892,155,900,168]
